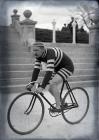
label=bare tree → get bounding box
[77,1,98,30]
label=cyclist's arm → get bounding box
[41,59,55,88]
[31,59,41,84]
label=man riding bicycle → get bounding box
[26,42,74,112]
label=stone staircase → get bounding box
[0,26,98,94]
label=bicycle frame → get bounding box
[64,80,78,106]
[26,80,78,114]
[7,80,89,135]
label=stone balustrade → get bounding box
[11,8,99,47]
[11,9,80,45]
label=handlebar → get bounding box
[30,81,40,89]
[26,81,40,91]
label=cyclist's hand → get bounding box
[26,83,34,91]
[35,87,44,94]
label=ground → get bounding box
[0,87,98,140]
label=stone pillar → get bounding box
[72,20,76,44]
[89,26,99,46]
[89,7,99,139]
[89,8,99,46]
[20,10,37,45]
[11,9,20,27]
[52,19,56,43]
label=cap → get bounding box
[33,42,44,47]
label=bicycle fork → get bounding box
[24,94,37,115]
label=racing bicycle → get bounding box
[7,80,89,135]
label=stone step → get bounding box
[0,41,98,51]
[0,80,98,94]
[74,63,97,69]
[0,58,33,65]
[0,57,97,65]
[61,46,98,53]
[1,64,33,71]
[0,75,98,86]
[0,63,97,72]
[0,69,97,79]
[0,43,27,51]
[0,49,98,58]
[46,42,90,49]
[40,63,97,70]
[0,45,98,53]
[0,51,31,58]
[69,80,98,88]
[46,43,98,52]
[0,71,32,79]
[69,75,98,82]
[74,69,96,76]
[0,78,30,86]
[1,44,97,52]
[73,58,97,63]
[69,53,98,59]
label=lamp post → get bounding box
[52,19,56,43]
[72,20,76,44]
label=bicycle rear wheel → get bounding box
[7,92,44,135]
[62,87,89,124]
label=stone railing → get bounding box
[10,9,80,45]
[11,8,99,47]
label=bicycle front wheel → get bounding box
[7,92,44,135]
[62,87,89,124]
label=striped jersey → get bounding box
[31,47,74,88]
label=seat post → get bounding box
[65,80,77,105]
[65,80,72,92]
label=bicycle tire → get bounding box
[7,92,44,135]
[62,87,89,124]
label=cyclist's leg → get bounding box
[48,73,63,109]
[47,67,73,112]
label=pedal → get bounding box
[48,103,62,117]
[48,108,61,117]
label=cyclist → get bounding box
[26,42,74,112]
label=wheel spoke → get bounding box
[7,92,44,135]
[62,87,89,124]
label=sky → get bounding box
[0,0,98,31]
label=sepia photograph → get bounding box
[0,0,99,140]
